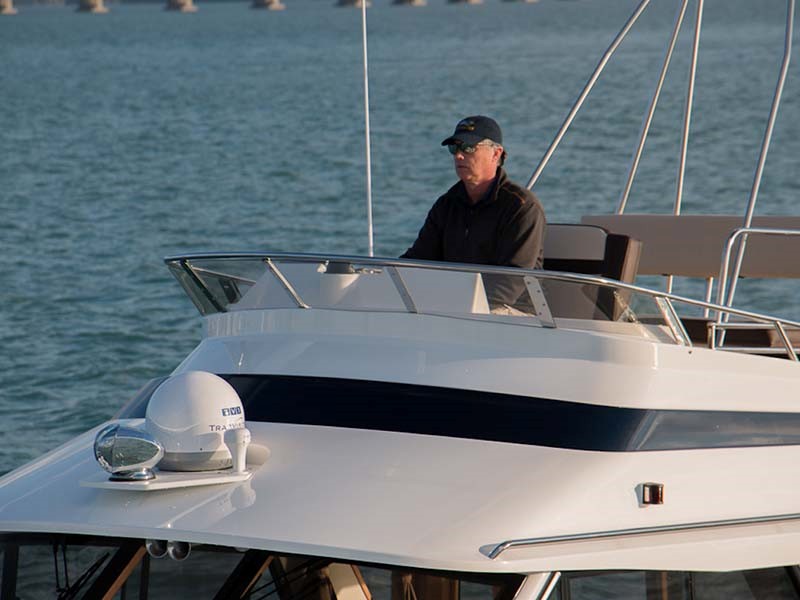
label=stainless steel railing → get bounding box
[166,253,800,360]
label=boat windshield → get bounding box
[165,253,800,357]
[0,534,523,600]
[166,254,684,344]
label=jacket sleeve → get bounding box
[484,194,546,309]
[496,195,546,269]
[400,196,446,261]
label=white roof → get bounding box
[4,414,800,573]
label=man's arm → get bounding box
[485,195,547,310]
[496,197,546,269]
[400,197,446,261]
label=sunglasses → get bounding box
[447,141,493,155]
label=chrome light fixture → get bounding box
[146,539,191,561]
[94,424,164,481]
[146,539,168,558]
[167,541,191,561]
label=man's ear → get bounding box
[495,146,506,166]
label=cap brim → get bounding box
[441,132,485,146]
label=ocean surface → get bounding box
[1,0,799,475]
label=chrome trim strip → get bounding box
[265,258,310,309]
[715,321,796,330]
[487,512,800,559]
[773,321,798,361]
[387,267,418,313]
[656,297,691,347]
[524,276,554,328]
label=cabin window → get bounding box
[0,535,522,600]
[357,566,514,600]
[556,568,800,599]
[692,569,800,599]
[2,537,117,599]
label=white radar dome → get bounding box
[145,371,246,471]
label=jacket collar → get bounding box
[456,167,507,208]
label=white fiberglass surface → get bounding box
[5,422,800,573]
[193,308,800,413]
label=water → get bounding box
[1,0,799,475]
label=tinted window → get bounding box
[559,568,799,600]
[1,535,522,600]
[693,568,799,600]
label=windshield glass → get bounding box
[0,534,523,600]
[166,255,677,344]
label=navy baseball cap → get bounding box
[441,115,503,147]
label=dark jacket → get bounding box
[401,168,546,309]
[401,168,546,268]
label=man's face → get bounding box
[451,141,502,186]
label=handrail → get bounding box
[716,227,800,310]
[165,252,800,346]
[165,252,800,327]
[715,226,800,359]
[486,511,800,560]
[709,320,798,361]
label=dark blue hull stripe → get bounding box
[211,374,800,452]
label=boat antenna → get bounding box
[360,0,374,257]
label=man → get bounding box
[402,115,546,310]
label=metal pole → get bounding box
[674,0,704,218]
[617,0,690,214]
[724,0,795,308]
[526,0,652,190]
[361,0,374,257]
[665,0,704,294]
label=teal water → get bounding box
[1,0,799,474]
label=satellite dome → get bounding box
[145,371,245,472]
